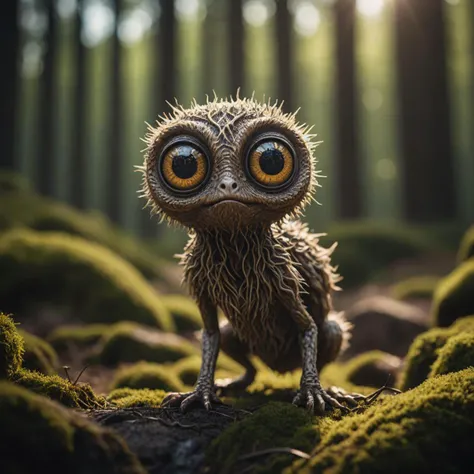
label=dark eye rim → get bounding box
[158,135,212,195]
[244,132,298,192]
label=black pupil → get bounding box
[259,147,285,175]
[171,145,198,179]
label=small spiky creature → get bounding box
[139,95,354,414]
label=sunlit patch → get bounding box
[243,0,274,28]
[82,0,115,48]
[118,6,154,45]
[357,0,385,18]
[294,1,321,37]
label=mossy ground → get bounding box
[19,329,58,374]
[107,388,167,408]
[111,361,185,392]
[400,315,474,390]
[0,381,145,473]
[0,313,24,378]
[391,275,439,301]
[0,229,174,330]
[432,259,474,327]
[429,332,474,377]
[95,321,198,366]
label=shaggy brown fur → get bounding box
[139,95,352,414]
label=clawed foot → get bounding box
[161,386,223,412]
[292,383,349,415]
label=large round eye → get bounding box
[160,141,209,192]
[247,138,295,188]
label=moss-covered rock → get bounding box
[391,275,439,301]
[0,313,24,378]
[429,332,474,378]
[432,259,474,327]
[0,186,168,283]
[19,329,58,375]
[111,361,184,392]
[206,402,323,474]
[289,369,474,474]
[400,316,474,390]
[458,225,474,263]
[320,222,439,288]
[48,324,109,353]
[12,368,106,409]
[0,230,174,331]
[0,381,145,473]
[161,294,203,332]
[343,351,402,388]
[107,388,167,408]
[96,322,197,366]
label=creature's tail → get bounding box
[327,310,352,355]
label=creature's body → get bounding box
[140,95,353,413]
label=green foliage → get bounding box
[432,259,474,327]
[48,324,109,352]
[0,187,167,282]
[161,294,203,332]
[400,316,474,390]
[0,313,24,379]
[429,332,474,377]
[207,402,324,474]
[0,381,145,473]
[107,388,167,408]
[111,361,185,392]
[391,275,439,301]
[289,369,474,474]
[12,368,106,409]
[96,321,197,366]
[320,222,440,288]
[0,229,174,331]
[19,329,58,375]
[458,225,474,263]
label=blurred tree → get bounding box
[0,0,19,170]
[71,0,87,209]
[228,0,244,95]
[275,0,293,112]
[333,0,361,219]
[107,0,124,223]
[200,0,214,100]
[38,0,58,196]
[394,0,455,222]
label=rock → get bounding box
[341,296,428,360]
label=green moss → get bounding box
[0,230,174,331]
[429,332,474,377]
[0,188,168,283]
[48,324,109,352]
[432,259,474,327]
[107,388,167,408]
[12,368,106,409]
[111,361,184,392]
[172,355,238,386]
[290,369,474,474]
[458,225,474,263]
[161,294,203,332]
[320,222,439,288]
[0,313,24,379]
[19,329,58,375]
[206,402,324,474]
[96,321,197,366]
[400,316,474,390]
[391,275,439,301]
[0,381,145,473]
[343,351,402,388]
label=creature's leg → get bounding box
[214,323,256,393]
[162,296,222,412]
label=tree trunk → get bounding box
[71,0,87,209]
[394,0,455,222]
[0,0,19,170]
[334,0,361,219]
[106,0,124,223]
[228,0,244,96]
[38,0,58,196]
[275,0,293,111]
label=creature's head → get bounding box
[140,95,320,231]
